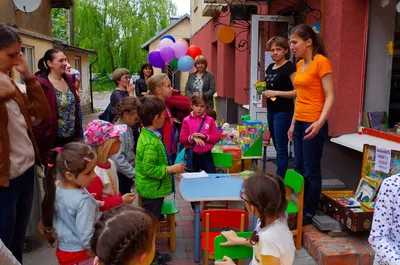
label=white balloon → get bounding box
[159,38,174,50]
[397,2,400,12]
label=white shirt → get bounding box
[5,99,35,179]
[250,218,295,265]
[94,159,120,197]
[0,239,20,265]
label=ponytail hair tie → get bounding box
[55,147,62,153]
[48,163,54,168]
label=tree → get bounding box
[52,8,67,40]
[72,0,177,74]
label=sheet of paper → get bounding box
[374,146,391,174]
[181,170,209,180]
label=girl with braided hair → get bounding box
[215,174,295,265]
[39,142,101,265]
[110,96,140,195]
[90,205,158,265]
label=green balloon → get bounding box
[169,58,178,68]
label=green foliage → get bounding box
[93,79,115,92]
[72,0,177,74]
[52,8,67,40]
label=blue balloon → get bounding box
[177,56,194,72]
[161,34,176,43]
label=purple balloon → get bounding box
[160,47,175,63]
[173,41,188,59]
[148,50,165,68]
[159,38,174,50]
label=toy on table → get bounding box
[335,197,361,208]
[238,170,255,179]
[254,81,276,101]
[241,115,251,121]
[360,201,376,212]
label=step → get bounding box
[302,225,375,265]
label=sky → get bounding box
[171,0,190,16]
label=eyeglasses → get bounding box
[240,191,250,204]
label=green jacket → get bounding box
[136,128,172,199]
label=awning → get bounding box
[331,132,400,152]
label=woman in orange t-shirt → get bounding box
[288,24,334,224]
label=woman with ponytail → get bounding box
[0,23,50,264]
[39,142,100,265]
[33,49,82,166]
[288,24,334,224]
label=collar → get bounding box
[146,128,162,139]
[189,111,207,119]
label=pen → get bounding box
[215,175,230,178]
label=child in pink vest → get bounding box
[179,93,220,173]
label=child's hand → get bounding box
[215,256,235,265]
[168,163,186,174]
[122,193,135,204]
[193,133,206,139]
[219,230,240,246]
[194,137,206,147]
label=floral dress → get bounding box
[55,87,76,138]
[192,75,203,94]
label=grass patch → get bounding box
[93,80,114,93]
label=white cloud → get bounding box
[172,0,190,16]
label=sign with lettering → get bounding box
[374,147,391,174]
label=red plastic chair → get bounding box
[201,209,248,263]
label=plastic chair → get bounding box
[202,210,248,263]
[284,169,304,250]
[262,129,272,172]
[213,152,233,173]
[138,197,179,252]
[214,231,253,262]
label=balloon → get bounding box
[177,56,194,72]
[169,58,178,68]
[172,41,188,59]
[148,50,165,68]
[159,38,174,50]
[397,2,400,12]
[160,47,175,63]
[181,39,189,47]
[161,34,176,43]
[186,45,202,60]
[217,26,235,44]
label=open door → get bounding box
[249,15,294,122]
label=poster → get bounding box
[374,147,391,174]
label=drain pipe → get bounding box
[89,57,98,113]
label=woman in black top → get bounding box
[263,36,296,178]
[135,63,154,97]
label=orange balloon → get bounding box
[179,39,189,47]
[217,26,235,44]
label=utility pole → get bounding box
[69,1,76,45]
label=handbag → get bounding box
[184,117,206,171]
[98,103,114,122]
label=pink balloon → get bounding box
[159,38,174,50]
[173,41,188,59]
[160,47,175,63]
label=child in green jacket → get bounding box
[136,95,185,218]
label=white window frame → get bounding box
[20,45,35,84]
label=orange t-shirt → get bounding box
[293,54,332,122]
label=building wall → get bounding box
[148,18,191,93]
[190,0,212,35]
[0,0,52,37]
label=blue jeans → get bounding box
[0,167,34,264]
[267,111,293,178]
[293,121,328,218]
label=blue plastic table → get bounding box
[179,174,243,263]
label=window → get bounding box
[20,46,34,84]
[74,56,82,90]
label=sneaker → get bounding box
[150,258,169,265]
[156,252,172,262]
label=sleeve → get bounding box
[75,196,98,250]
[185,74,193,98]
[86,176,123,212]
[205,118,220,144]
[259,233,281,259]
[110,91,123,115]
[179,118,192,145]
[287,61,297,75]
[0,78,16,103]
[24,76,51,119]
[110,132,135,179]
[204,72,216,99]
[368,177,400,264]
[141,144,169,180]
[317,56,333,79]
[0,239,20,265]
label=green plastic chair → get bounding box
[214,231,253,263]
[213,152,233,173]
[284,169,304,250]
[159,200,179,252]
